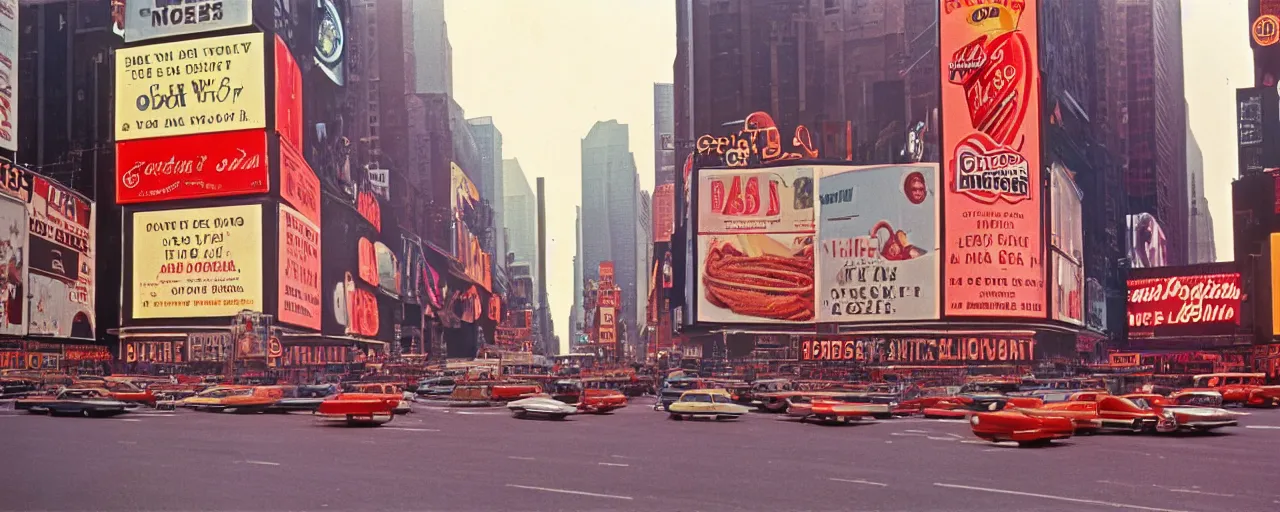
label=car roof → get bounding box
[681,388,730,396]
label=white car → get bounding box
[507,395,577,420]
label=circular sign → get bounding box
[316,0,345,65]
[903,171,928,205]
[1254,15,1279,47]
[267,337,283,358]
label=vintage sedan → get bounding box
[579,388,628,414]
[668,389,750,420]
[970,410,1075,447]
[1014,401,1104,435]
[180,385,284,413]
[507,395,578,420]
[1182,373,1280,408]
[1068,393,1165,433]
[1122,392,1238,433]
[922,395,1043,419]
[314,393,398,426]
[15,388,131,417]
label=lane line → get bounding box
[598,462,629,467]
[455,411,502,415]
[113,418,143,422]
[383,427,440,432]
[904,429,930,433]
[245,460,281,466]
[505,484,633,500]
[507,456,537,461]
[1245,425,1280,430]
[829,478,888,487]
[926,436,955,441]
[1166,488,1234,498]
[933,483,1190,512]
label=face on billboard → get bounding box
[115,32,267,141]
[27,177,95,339]
[279,205,321,330]
[696,166,815,324]
[1127,272,1241,338]
[817,164,940,323]
[940,0,1045,319]
[132,204,263,319]
[1127,213,1167,269]
[116,129,269,204]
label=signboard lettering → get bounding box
[279,206,321,330]
[0,0,17,151]
[116,129,269,203]
[1109,352,1140,368]
[694,111,817,168]
[800,336,1036,363]
[124,0,253,43]
[1127,273,1241,338]
[132,204,263,318]
[280,142,320,225]
[115,32,266,141]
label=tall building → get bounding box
[654,83,676,186]
[572,206,583,348]
[581,120,640,347]
[469,117,505,265]
[636,188,652,338]
[407,0,453,96]
[1101,0,1188,266]
[502,158,537,304]
[1187,124,1215,264]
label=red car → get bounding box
[579,388,627,413]
[1181,373,1280,408]
[970,410,1075,447]
[101,380,157,406]
[1066,392,1165,433]
[1015,400,1103,434]
[922,395,1042,419]
[314,393,399,426]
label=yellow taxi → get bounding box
[667,388,750,421]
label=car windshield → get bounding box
[681,393,712,403]
[712,394,733,404]
[668,380,699,390]
[1129,398,1153,410]
[200,388,252,398]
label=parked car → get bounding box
[15,388,131,417]
[507,395,578,420]
[667,389,750,420]
[970,410,1075,447]
[415,377,457,398]
[787,393,892,423]
[314,393,398,426]
[1182,373,1280,408]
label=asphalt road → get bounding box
[2,399,1279,512]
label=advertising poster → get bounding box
[696,166,815,324]
[132,204,263,319]
[279,205,321,330]
[374,241,401,296]
[314,0,346,86]
[0,0,17,152]
[187,332,231,363]
[321,194,383,339]
[1128,271,1241,338]
[115,32,266,141]
[1085,277,1107,334]
[27,177,95,339]
[274,34,303,153]
[598,306,616,345]
[1050,162,1084,325]
[123,0,253,43]
[800,336,1038,364]
[940,0,1045,318]
[817,164,940,323]
[115,129,269,204]
[652,183,675,242]
[280,141,320,225]
[0,196,25,335]
[1127,213,1168,269]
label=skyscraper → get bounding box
[572,205,583,348]
[654,83,676,187]
[1187,123,1216,264]
[503,158,537,304]
[469,117,505,266]
[636,188,652,338]
[581,120,639,346]
[407,0,453,96]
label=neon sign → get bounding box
[695,112,817,168]
[1127,273,1241,337]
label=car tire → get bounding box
[550,414,568,421]
[669,413,683,421]
[512,409,527,419]
[1017,439,1051,448]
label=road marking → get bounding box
[926,436,956,441]
[505,484,633,500]
[905,429,930,433]
[947,433,964,438]
[1245,425,1280,430]
[455,411,502,415]
[114,418,143,422]
[245,460,281,466]
[890,432,923,437]
[117,441,137,445]
[507,456,536,461]
[598,462,629,467]
[383,427,440,432]
[829,478,888,487]
[1165,488,1234,498]
[933,483,1190,512]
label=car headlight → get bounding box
[971,415,980,426]
[1161,410,1175,420]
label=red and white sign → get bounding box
[280,141,320,225]
[116,129,269,204]
[1127,273,1242,338]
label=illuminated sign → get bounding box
[940,0,1045,318]
[1109,352,1140,368]
[280,141,320,225]
[0,194,26,336]
[694,111,818,168]
[332,272,378,337]
[115,129,269,204]
[123,0,253,43]
[186,332,231,363]
[132,204,263,319]
[123,340,186,363]
[1127,272,1241,338]
[314,0,345,85]
[0,0,17,152]
[653,183,675,242]
[115,32,266,141]
[279,206,321,330]
[27,176,96,339]
[800,336,1037,363]
[274,34,304,153]
[1255,14,1279,47]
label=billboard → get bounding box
[27,177,95,339]
[274,34,303,154]
[1086,277,1107,334]
[186,332,231,363]
[132,204,263,319]
[940,0,1045,318]
[1272,234,1280,336]
[696,166,815,323]
[0,195,24,335]
[1050,162,1084,325]
[1128,271,1241,338]
[817,164,940,323]
[653,183,675,243]
[122,0,254,43]
[280,141,320,225]
[0,0,17,151]
[1237,87,1280,177]
[278,205,321,330]
[116,129,269,204]
[800,336,1038,364]
[115,32,267,141]
[598,306,616,345]
[1127,213,1168,269]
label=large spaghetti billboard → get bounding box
[940,0,1045,318]
[817,164,940,323]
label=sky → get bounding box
[446,0,677,350]
[446,0,1252,351]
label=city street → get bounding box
[2,399,1279,511]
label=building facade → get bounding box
[1186,124,1215,264]
[469,117,505,267]
[580,120,639,348]
[503,158,537,306]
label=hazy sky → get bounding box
[446,0,676,350]
[447,0,1249,350]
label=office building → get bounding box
[581,120,640,347]
[503,158,537,305]
[1187,124,1215,264]
[469,117,505,265]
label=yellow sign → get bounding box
[115,32,267,141]
[132,204,264,319]
[1272,234,1280,336]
